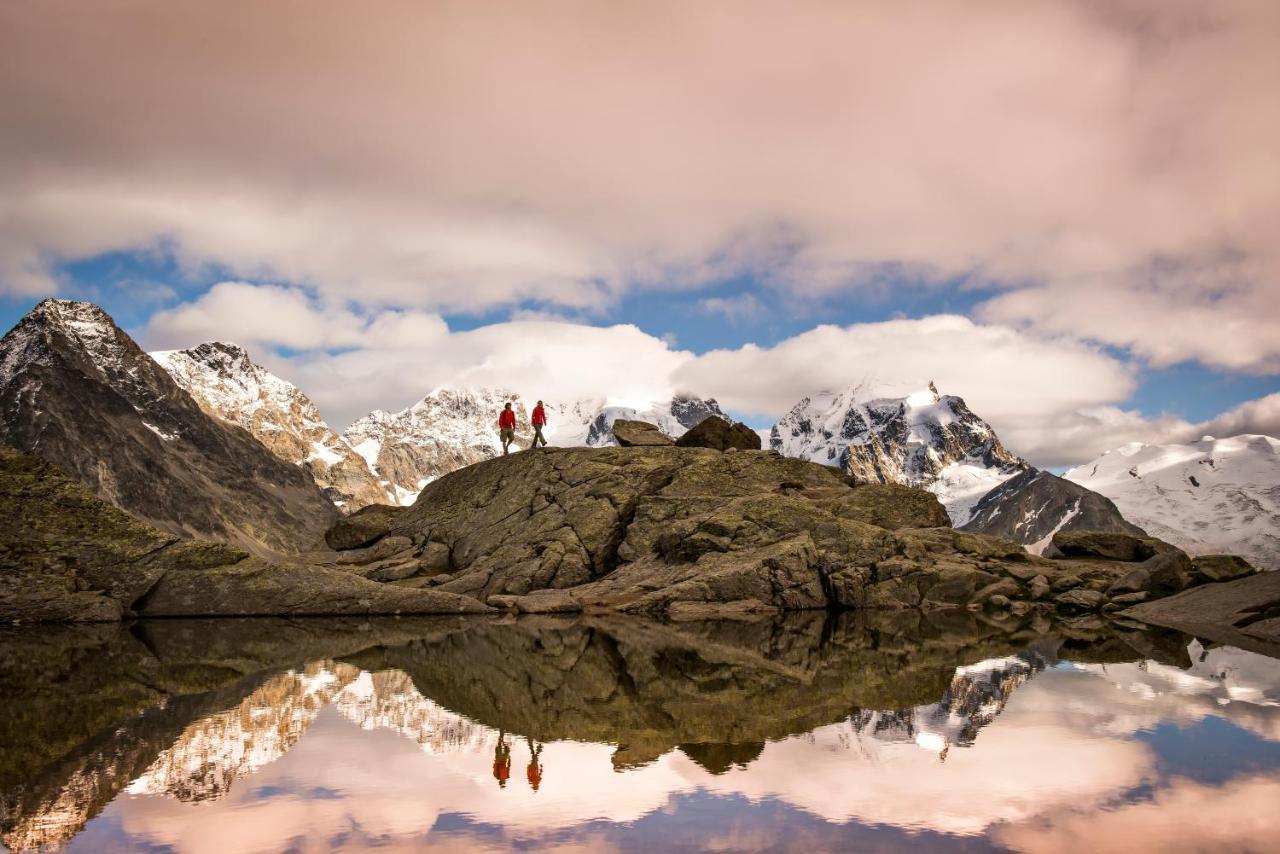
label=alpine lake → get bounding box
[3,612,1279,853]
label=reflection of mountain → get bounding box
[126,664,362,802]
[849,651,1050,758]
[0,613,1251,851]
[126,665,495,805]
[333,670,492,756]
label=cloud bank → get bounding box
[141,282,1274,466]
[2,0,1278,371]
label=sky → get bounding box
[1,0,1278,467]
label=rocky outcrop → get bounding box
[675,415,762,451]
[321,445,1245,619]
[0,300,338,556]
[0,447,487,622]
[152,342,393,510]
[1124,571,1280,656]
[960,468,1146,552]
[611,419,673,447]
[324,503,408,550]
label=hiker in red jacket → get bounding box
[531,400,549,448]
[498,402,517,455]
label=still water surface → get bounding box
[2,613,1279,852]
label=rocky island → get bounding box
[4,428,1274,652]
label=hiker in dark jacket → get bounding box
[498,402,517,455]
[531,400,549,448]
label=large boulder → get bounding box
[611,419,673,447]
[807,482,951,530]
[1191,554,1257,584]
[1124,571,1280,654]
[674,416,761,451]
[1051,530,1156,562]
[325,504,407,551]
[136,560,488,617]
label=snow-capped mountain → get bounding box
[0,299,336,555]
[1065,434,1280,570]
[770,384,1027,524]
[959,468,1146,554]
[342,389,724,505]
[151,343,393,510]
[541,393,726,447]
[342,387,531,505]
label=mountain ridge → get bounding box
[150,342,393,510]
[0,300,338,556]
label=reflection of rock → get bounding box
[1125,570,1280,656]
[351,611,1176,770]
[0,613,1257,850]
[678,741,765,774]
[0,617,475,850]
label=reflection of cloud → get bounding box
[1030,644,1280,744]
[995,774,1280,854]
[701,720,1152,835]
[105,712,689,854]
[63,644,1280,850]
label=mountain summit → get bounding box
[151,342,392,510]
[0,299,337,555]
[770,386,1026,524]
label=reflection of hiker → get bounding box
[531,400,549,448]
[526,738,543,792]
[498,403,517,455]
[493,731,512,788]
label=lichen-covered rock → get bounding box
[1051,530,1155,562]
[325,504,407,551]
[352,446,1233,617]
[0,446,487,622]
[807,483,950,530]
[611,419,673,447]
[674,416,761,451]
[1055,588,1107,612]
[135,560,490,617]
[6,440,1254,623]
[1191,554,1257,584]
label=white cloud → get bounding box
[674,314,1136,421]
[1198,392,1280,440]
[142,286,1277,463]
[2,1,1277,370]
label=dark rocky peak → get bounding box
[1,298,190,434]
[960,468,1147,553]
[0,299,338,556]
[179,341,257,377]
[670,393,726,430]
